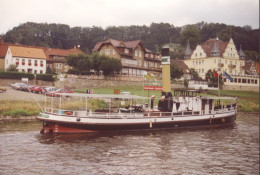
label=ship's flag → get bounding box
[223,71,233,82]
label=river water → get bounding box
[0,114,259,175]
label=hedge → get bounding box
[36,74,55,81]
[0,71,34,79]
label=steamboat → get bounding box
[37,46,237,134]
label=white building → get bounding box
[5,45,47,74]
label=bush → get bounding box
[10,109,28,118]
[36,74,55,81]
[0,71,34,79]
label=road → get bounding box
[0,86,45,101]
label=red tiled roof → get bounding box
[200,38,228,57]
[92,38,145,53]
[0,42,82,61]
[0,43,10,58]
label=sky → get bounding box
[0,0,259,34]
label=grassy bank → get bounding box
[75,86,259,112]
[0,100,42,118]
[1,87,258,118]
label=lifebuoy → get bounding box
[65,111,72,115]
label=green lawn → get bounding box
[74,86,259,112]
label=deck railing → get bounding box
[44,106,236,119]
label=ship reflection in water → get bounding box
[0,114,259,175]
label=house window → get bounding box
[124,48,129,54]
[135,50,138,57]
[247,79,250,83]
[240,62,243,66]
[242,79,246,83]
[225,60,227,64]
[28,60,32,66]
[195,53,197,57]
[22,69,25,72]
[34,70,37,74]
[238,79,241,83]
[199,60,201,65]
[202,60,204,64]
[113,49,116,55]
[40,61,43,67]
[200,53,202,56]
[202,69,204,73]
[255,80,258,84]
[105,49,110,55]
[22,59,25,65]
[139,51,142,57]
[196,61,198,65]
[40,70,43,74]
[34,60,38,66]
[234,78,237,83]
[16,59,19,64]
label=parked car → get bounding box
[0,86,7,93]
[46,89,74,97]
[11,83,26,90]
[43,86,58,94]
[33,86,44,94]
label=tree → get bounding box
[205,69,223,88]
[170,64,184,79]
[180,25,200,50]
[189,68,199,80]
[46,65,56,74]
[6,64,18,72]
[100,57,122,76]
[66,53,92,74]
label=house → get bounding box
[184,37,246,79]
[92,38,161,77]
[5,45,47,74]
[43,46,82,73]
[0,41,9,70]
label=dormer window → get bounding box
[124,48,129,54]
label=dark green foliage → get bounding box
[46,65,56,74]
[6,64,18,72]
[205,69,224,88]
[189,68,200,80]
[36,74,55,81]
[2,21,258,57]
[170,64,184,79]
[0,71,34,79]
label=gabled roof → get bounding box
[0,43,10,58]
[9,45,46,59]
[200,38,228,57]
[43,47,82,60]
[92,38,145,52]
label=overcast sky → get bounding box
[0,0,259,34]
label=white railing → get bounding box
[43,106,236,119]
